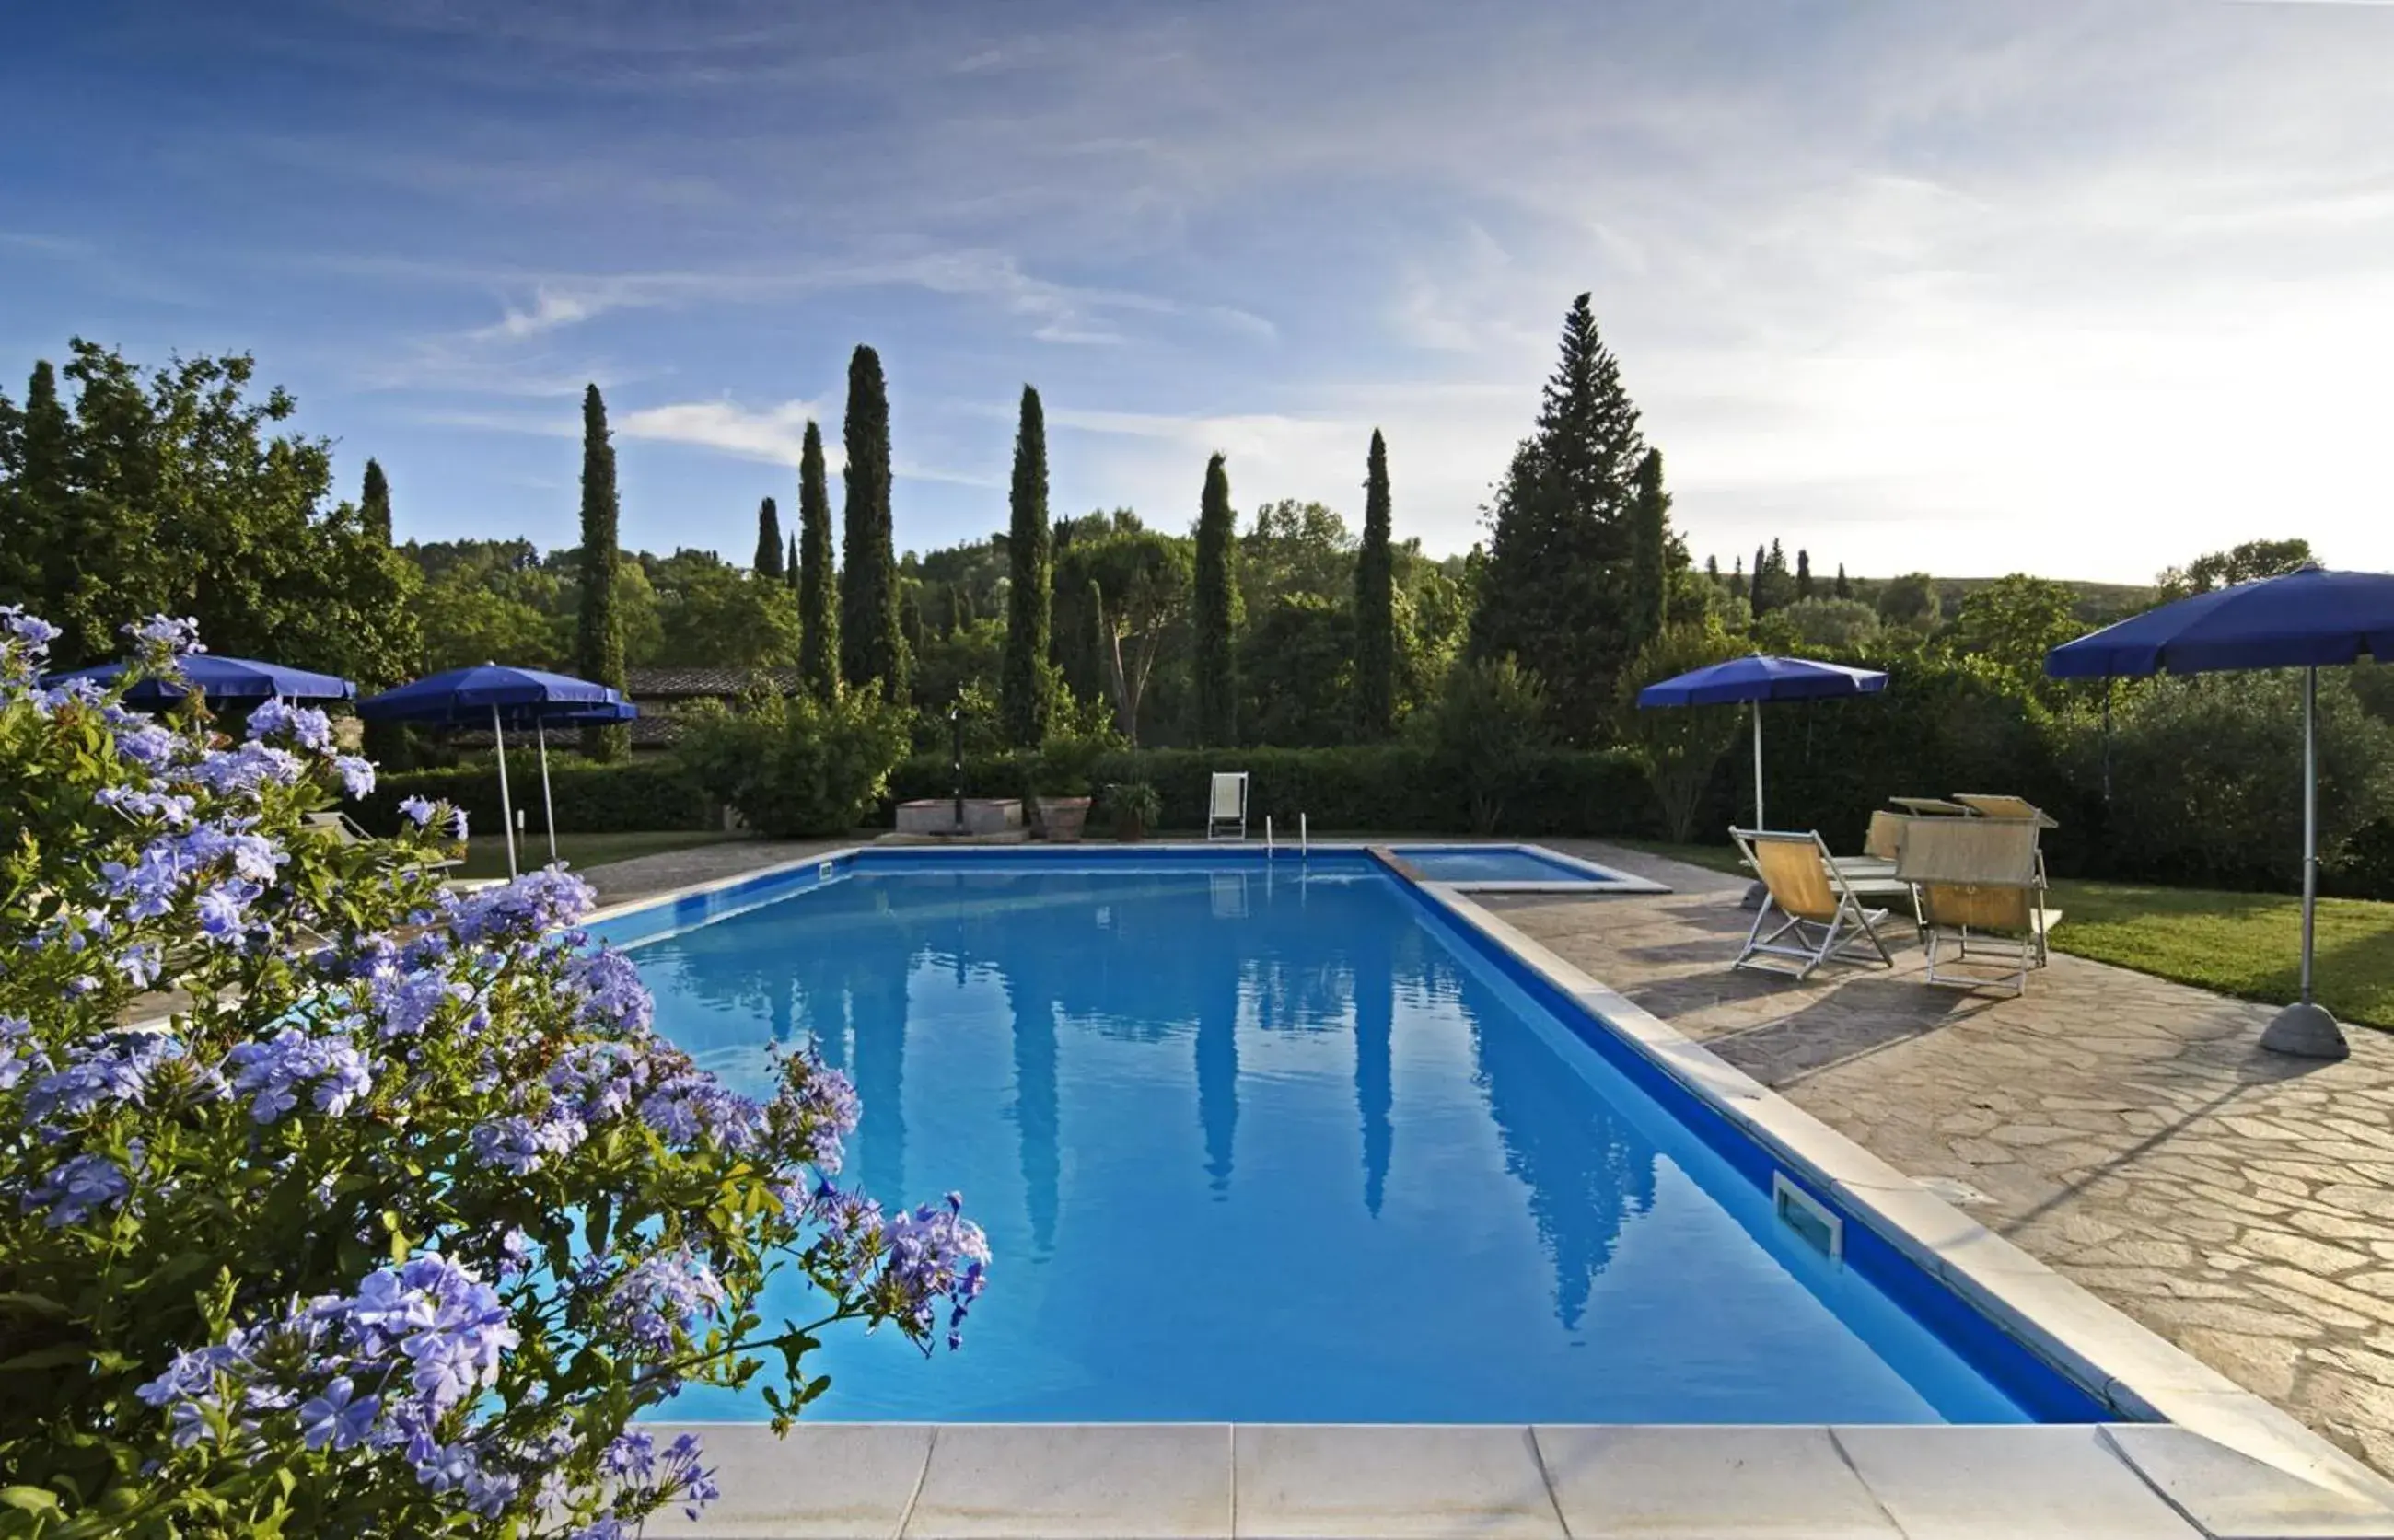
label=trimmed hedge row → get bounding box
[355,757,715,837]
[885,745,1662,839]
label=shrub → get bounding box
[1416,656,1551,833]
[1615,622,1746,842]
[362,757,713,836]
[0,610,986,1535]
[679,684,912,838]
[2062,671,2394,889]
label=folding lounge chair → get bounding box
[1730,828,1897,980]
[300,811,465,874]
[1896,816,2060,996]
[1206,771,1249,841]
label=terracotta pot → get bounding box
[1114,816,1145,843]
[1036,796,1092,843]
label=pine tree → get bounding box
[1796,549,1813,601]
[1751,543,1771,617]
[1468,293,1653,735]
[1705,554,1719,582]
[838,346,904,701]
[575,385,628,759]
[1626,448,1668,647]
[1192,452,1238,746]
[360,458,392,545]
[1730,556,1747,604]
[1353,428,1396,740]
[1834,563,1852,600]
[754,496,784,577]
[796,420,838,700]
[1001,384,1052,747]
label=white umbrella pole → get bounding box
[491,704,518,879]
[537,720,558,865]
[1752,702,1766,830]
[2301,665,2318,1004]
[2262,665,2344,1058]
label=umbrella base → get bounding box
[2261,1001,2348,1059]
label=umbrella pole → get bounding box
[2262,665,2345,1058]
[491,704,518,880]
[2302,665,2318,1005]
[537,721,558,866]
[1752,702,1765,829]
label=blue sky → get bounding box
[6,0,2391,582]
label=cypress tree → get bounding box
[1000,384,1052,747]
[796,420,838,700]
[1796,548,1813,601]
[1730,557,1747,604]
[1835,562,1852,600]
[575,386,629,758]
[360,458,392,545]
[1191,452,1238,746]
[1751,543,1769,614]
[838,345,904,701]
[786,532,798,591]
[1626,448,1668,647]
[1353,428,1396,740]
[3,361,83,656]
[356,458,410,770]
[754,496,784,577]
[1705,554,1719,582]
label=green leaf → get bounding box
[0,1345,93,1372]
[0,1488,60,1514]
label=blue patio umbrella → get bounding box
[44,654,354,706]
[1636,654,1889,830]
[2048,565,2394,1059]
[357,666,628,875]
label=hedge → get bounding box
[885,744,1661,839]
[355,756,714,837]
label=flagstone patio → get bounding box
[1493,843,2394,1477]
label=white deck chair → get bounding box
[1730,828,1897,980]
[1897,816,2058,996]
[300,811,464,873]
[1207,771,1249,841]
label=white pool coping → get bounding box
[597,842,2394,1537]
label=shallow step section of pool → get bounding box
[643,1420,2394,1538]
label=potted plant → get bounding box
[1035,736,1100,843]
[1101,780,1161,842]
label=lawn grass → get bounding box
[1608,839,2394,1030]
[455,829,741,880]
[2046,879,2394,1030]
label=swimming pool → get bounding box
[607,849,2098,1424]
[1389,843,1634,886]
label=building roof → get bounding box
[623,666,804,698]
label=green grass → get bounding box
[455,829,741,880]
[1609,839,2394,1029]
[2047,880,2394,1030]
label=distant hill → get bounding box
[1842,574,2156,625]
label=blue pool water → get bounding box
[1392,844,1616,884]
[620,851,2084,1424]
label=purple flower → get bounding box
[467,1110,587,1175]
[3,607,62,651]
[26,1152,131,1227]
[245,699,335,753]
[545,1039,655,1121]
[112,724,180,771]
[398,795,437,828]
[296,1376,379,1451]
[223,1026,376,1124]
[195,881,261,944]
[366,965,459,1040]
[0,1015,45,1092]
[226,832,286,884]
[883,1193,992,1349]
[333,755,375,799]
[592,1251,726,1357]
[447,868,595,944]
[568,948,653,1036]
[24,1030,181,1120]
[123,615,204,654]
[641,1073,762,1151]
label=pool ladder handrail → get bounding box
[1262,814,1310,858]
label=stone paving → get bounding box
[1485,844,2394,1477]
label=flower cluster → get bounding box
[2,608,994,1537]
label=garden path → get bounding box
[1494,844,2394,1477]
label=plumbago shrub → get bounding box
[0,611,988,1537]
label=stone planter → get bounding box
[894,798,1023,837]
[1036,796,1092,843]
